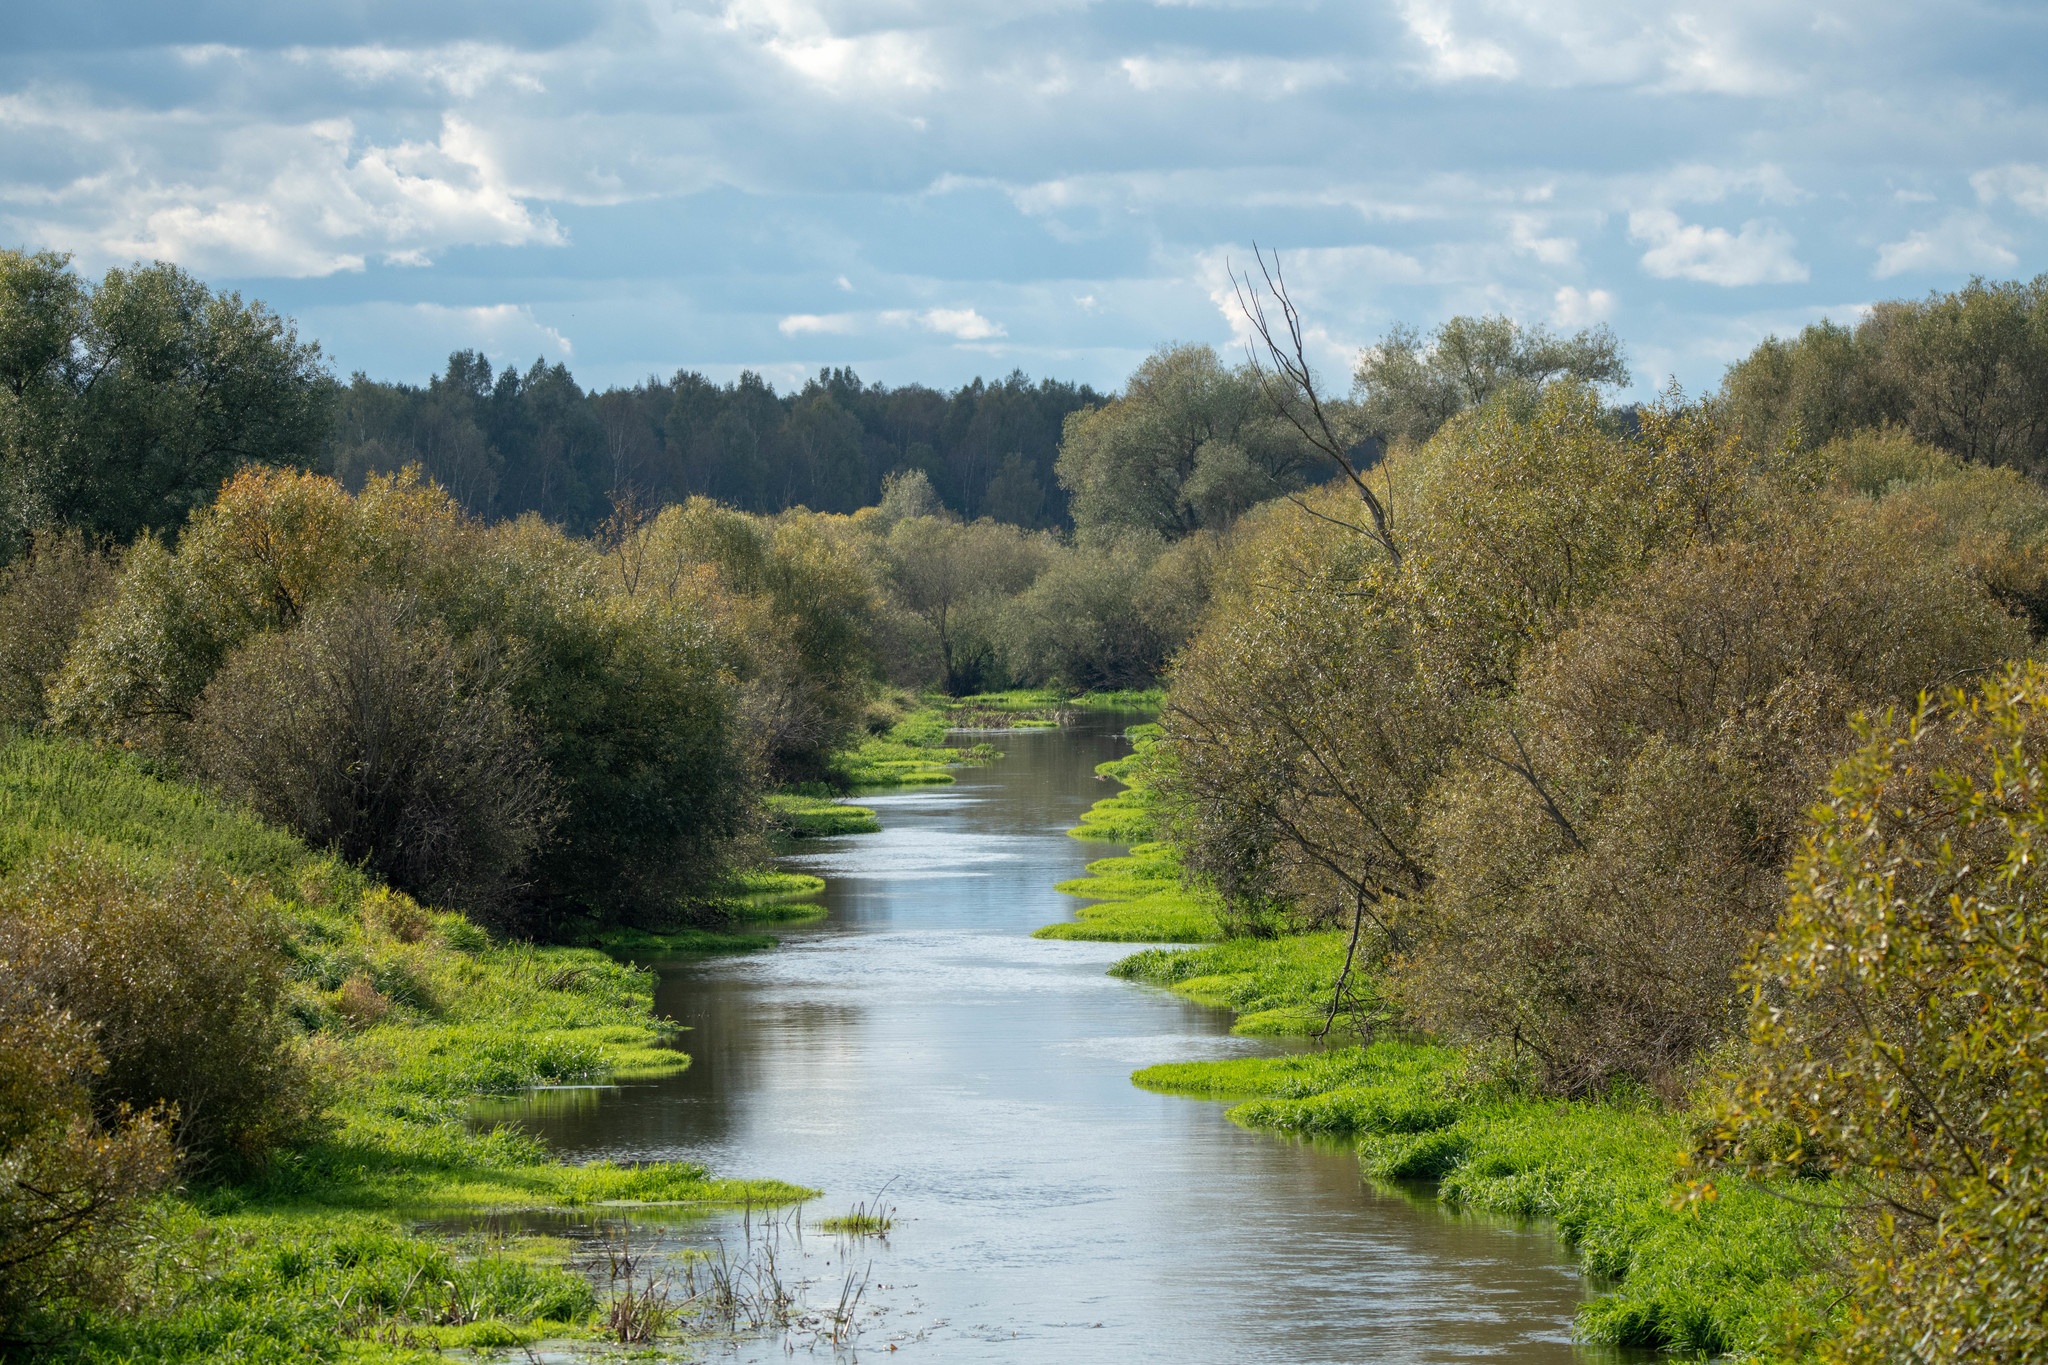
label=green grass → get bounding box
[1071,688,1165,712]
[1034,728,1221,944]
[1035,841,1221,944]
[720,868,827,901]
[765,791,882,836]
[1136,1043,1838,1357]
[577,924,781,955]
[0,734,812,1361]
[829,705,1001,788]
[1109,930,1355,1034]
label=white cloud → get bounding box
[1507,213,1577,266]
[1552,285,1615,326]
[719,0,942,93]
[310,42,549,97]
[408,302,572,358]
[779,306,1005,340]
[919,307,1005,340]
[1973,164,2048,218]
[779,312,859,335]
[1629,209,1808,286]
[0,100,563,278]
[1873,212,2017,279]
[1399,0,1518,80]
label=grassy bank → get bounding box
[1133,1044,1837,1356]
[765,790,882,836]
[1033,724,1223,945]
[0,735,810,1360]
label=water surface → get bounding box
[485,714,1616,1363]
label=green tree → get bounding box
[1719,275,2048,475]
[1055,344,1319,539]
[1352,313,1630,449]
[0,251,333,556]
[883,515,1050,693]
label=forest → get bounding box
[4,243,2048,1362]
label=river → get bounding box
[479,713,1619,1363]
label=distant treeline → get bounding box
[326,355,1106,534]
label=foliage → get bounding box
[1350,312,1630,450]
[329,356,1104,533]
[0,249,332,557]
[1405,517,2026,1095]
[1701,662,2048,1364]
[49,467,760,934]
[1720,273,2048,476]
[1054,343,1321,539]
[0,842,323,1174]
[997,530,1166,690]
[189,592,557,920]
[0,968,176,1335]
[1159,378,2038,1094]
[882,513,1052,693]
[610,496,877,781]
[0,527,118,730]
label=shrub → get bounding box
[51,467,764,934]
[1702,661,2048,1363]
[1404,523,2025,1095]
[0,969,175,1333]
[0,844,325,1174]
[188,592,557,920]
[0,528,118,730]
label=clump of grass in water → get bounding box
[818,1195,894,1237]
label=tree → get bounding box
[1719,274,2048,476]
[883,515,1050,693]
[0,251,333,557]
[1352,312,1631,450]
[1055,344,1320,540]
[1701,663,2048,1362]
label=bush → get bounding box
[0,969,175,1334]
[1702,661,2048,1363]
[0,528,118,730]
[189,592,557,921]
[1404,522,2025,1095]
[0,844,325,1173]
[50,468,764,934]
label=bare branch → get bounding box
[1231,245,1401,567]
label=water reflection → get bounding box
[482,716,1626,1363]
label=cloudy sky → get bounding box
[5,1,2045,399]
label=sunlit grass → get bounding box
[765,792,882,836]
[1133,1043,1840,1355]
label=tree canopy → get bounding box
[0,250,333,556]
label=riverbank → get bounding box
[0,735,810,1360]
[1038,725,1840,1360]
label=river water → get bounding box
[481,713,1619,1363]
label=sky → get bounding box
[3,1,2045,401]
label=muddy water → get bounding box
[482,714,1620,1363]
